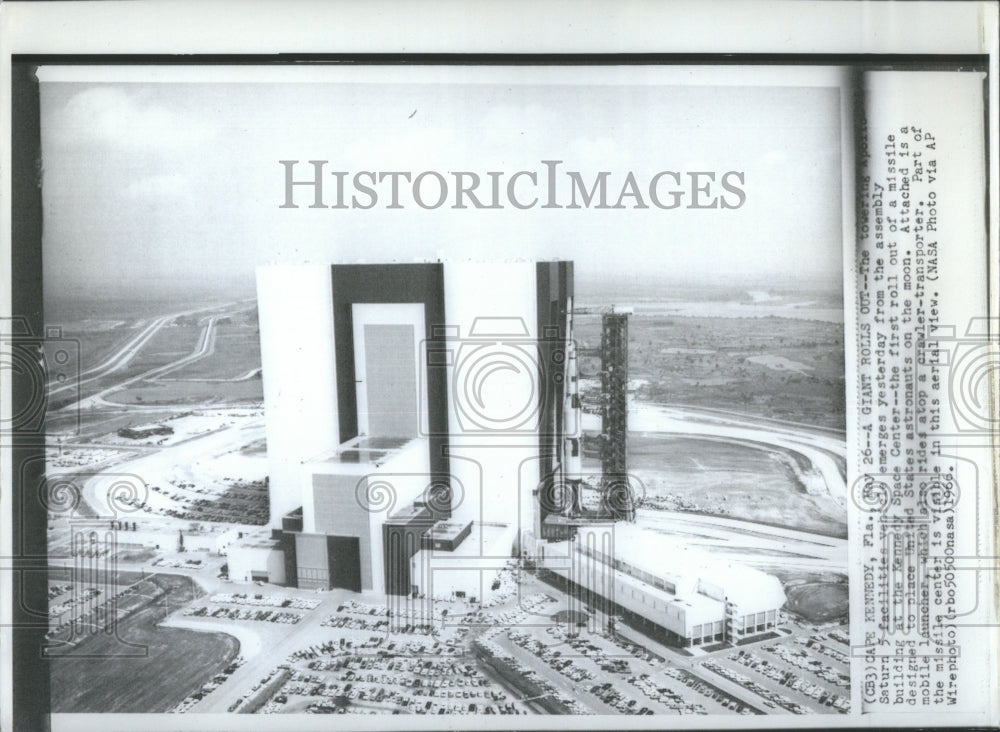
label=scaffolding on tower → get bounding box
[598,309,635,521]
[541,303,635,541]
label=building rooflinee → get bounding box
[229,258,788,650]
[236,260,576,598]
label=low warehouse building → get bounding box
[538,523,786,647]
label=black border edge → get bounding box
[8,51,992,730]
[11,60,50,732]
[8,52,992,71]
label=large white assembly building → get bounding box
[226,259,788,647]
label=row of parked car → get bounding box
[627,673,709,715]
[704,658,806,713]
[508,630,595,683]
[171,656,246,713]
[210,592,319,610]
[797,633,850,664]
[589,680,655,715]
[733,646,849,712]
[764,643,850,688]
[183,604,301,624]
[663,666,756,714]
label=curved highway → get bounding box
[582,401,848,574]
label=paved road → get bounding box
[579,600,789,716]
[54,300,254,409]
[150,314,219,380]
[73,316,221,410]
[48,316,171,396]
[582,401,848,573]
[48,302,237,397]
[635,510,847,574]
[80,417,265,520]
[590,401,847,500]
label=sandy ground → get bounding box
[81,414,266,519]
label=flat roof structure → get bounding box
[236,528,282,552]
[573,523,786,613]
[306,435,420,469]
[426,521,468,543]
[256,260,576,596]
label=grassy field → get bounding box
[164,314,260,381]
[124,323,204,373]
[50,573,239,713]
[43,301,259,410]
[626,435,847,538]
[43,322,145,376]
[44,322,206,408]
[108,378,262,406]
[116,312,261,401]
[575,313,845,430]
[784,582,849,624]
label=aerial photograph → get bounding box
[36,66,849,717]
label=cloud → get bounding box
[49,86,212,151]
[123,173,190,200]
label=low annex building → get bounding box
[538,524,786,647]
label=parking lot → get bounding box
[487,608,754,716]
[63,560,851,717]
[467,570,850,716]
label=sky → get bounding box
[38,66,844,301]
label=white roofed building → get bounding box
[246,261,576,596]
[536,524,786,647]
